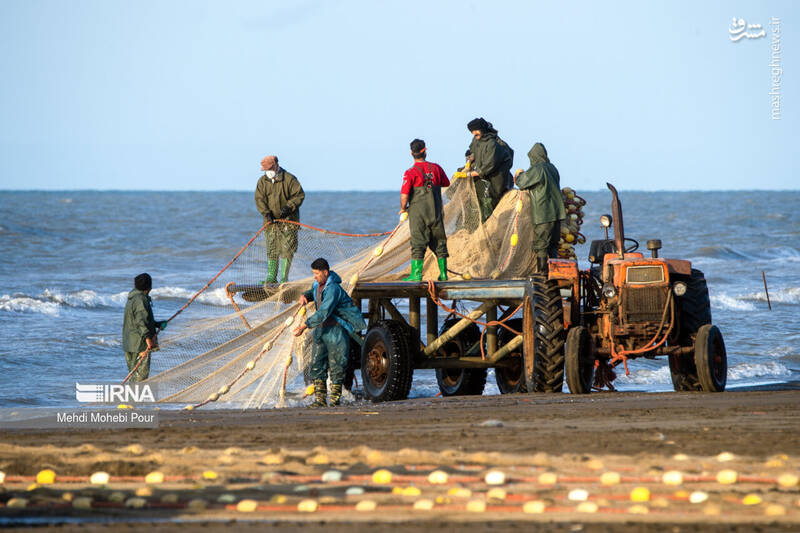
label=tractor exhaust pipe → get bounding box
[607,182,625,259]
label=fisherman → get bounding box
[293,258,366,407]
[399,139,450,281]
[254,155,305,284]
[515,143,566,274]
[122,273,166,382]
[466,118,514,223]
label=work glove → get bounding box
[158,320,168,331]
[278,206,292,219]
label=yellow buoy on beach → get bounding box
[538,472,558,485]
[297,499,318,512]
[7,498,29,509]
[236,499,258,512]
[662,471,683,486]
[372,469,392,484]
[402,486,422,496]
[202,470,218,481]
[117,404,133,409]
[522,500,546,514]
[466,500,486,513]
[628,504,649,514]
[630,487,650,502]
[136,487,153,497]
[689,491,709,504]
[601,472,621,485]
[355,500,377,511]
[568,489,589,501]
[145,471,165,484]
[90,472,110,485]
[778,473,799,487]
[428,470,448,484]
[486,488,506,501]
[742,494,762,505]
[765,504,787,516]
[485,470,506,485]
[413,499,434,510]
[36,469,56,485]
[716,469,738,484]
[0,471,5,485]
[72,497,93,510]
[577,501,598,513]
[448,487,472,498]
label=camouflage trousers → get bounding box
[124,351,150,382]
[309,325,350,385]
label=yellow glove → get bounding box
[452,171,467,179]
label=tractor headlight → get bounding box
[672,281,687,296]
[600,214,613,228]
[602,283,617,299]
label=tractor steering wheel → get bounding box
[624,238,639,253]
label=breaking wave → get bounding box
[728,361,792,380]
[742,287,800,305]
[0,286,232,317]
[710,293,756,311]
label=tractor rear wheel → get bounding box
[495,318,526,394]
[529,275,566,393]
[694,324,727,392]
[678,269,712,344]
[435,318,486,396]
[361,320,413,402]
[565,326,594,394]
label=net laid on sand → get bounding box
[142,178,586,409]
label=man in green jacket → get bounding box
[466,118,514,223]
[515,143,567,274]
[293,258,366,407]
[255,155,306,283]
[122,273,165,382]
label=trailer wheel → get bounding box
[495,318,526,394]
[694,324,727,392]
[360,320,413,402]
[565,326,594,394]
[435,318,486,396]
[528,275,566,393]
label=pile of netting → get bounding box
[143,178,578,409]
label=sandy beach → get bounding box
[1,388,799,531]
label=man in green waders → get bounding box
[254,155,305,284]
[122,273,166,382]
[399,139,450,281]
[293,258,366,407]
[466,118,514,223]
[515,143,566,274]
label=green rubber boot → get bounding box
[329,383,342,406]
[264,259,278,284]
[437,257,448,281]
[278,257,292,283]
[403,259,423,282]
[310,379,327,407]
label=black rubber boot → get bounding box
[329,383,342,406]
[310,379,327,407]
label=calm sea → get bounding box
[1,190,798,407]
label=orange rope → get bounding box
[275,219,392,237]
[225,282,252,330]
[121,349,151,384]
[425,280,522,359]
[609,291,674,375]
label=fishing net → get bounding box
[143,176,584,409]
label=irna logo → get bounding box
[75,383,156,403]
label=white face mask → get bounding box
[266,170,276,179]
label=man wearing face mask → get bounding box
[255,155,306,284]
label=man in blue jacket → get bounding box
[293,258,366,407]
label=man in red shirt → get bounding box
[400,139,450,281]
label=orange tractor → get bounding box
[544,183,728,393]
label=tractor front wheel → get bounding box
[565,326,594,394]
[694,324,727,392]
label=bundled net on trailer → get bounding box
[143,178,583,409]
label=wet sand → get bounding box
[2,389,799,530]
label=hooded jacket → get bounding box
[515,143,567,224]
[254,168,305,222]
[303,271,367,336]
[122,289,157,353]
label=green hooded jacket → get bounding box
[469,131,514,201]
[122,289,157,353]
[515,143,567,224]
[254,168,305,223]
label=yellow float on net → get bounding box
[184,404,194,411]
[462,273,472,280]
[246,360,255,370]
[218,385,229,395]
[515,199,523,213]
[350,273,359,286]
[565,233,575,243]
[36,469,56,485]
[373,246,384,257]
[208,392,219,402]
[262,340,274,352]
[305,384,315,396]
[510,233,518,247]
[400,211,409,222]
[285,316,295,327]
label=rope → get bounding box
[121,348,152,385]
[225,282,252,330]
[425,280,522,360]
[608,290,674,376]
[275,219,393,237]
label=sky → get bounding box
[0,0,796,191]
